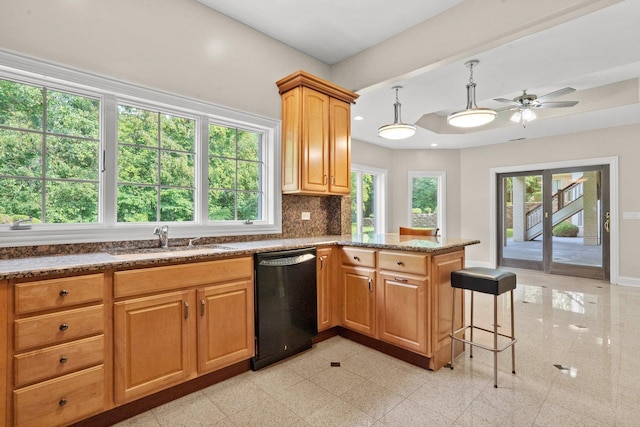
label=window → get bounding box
[208,123,263,222]
[351,164,386,235]
[117,104,196,222]
[408,171,445,234]
[0,78,101,224]
[0,51,280,245]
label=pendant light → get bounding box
[378,86,416,140]
[447,60,496,128]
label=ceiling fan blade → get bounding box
[536,101,579,109]
[536,87,575,102]
[495,105,519,112]
[493,98,520,105]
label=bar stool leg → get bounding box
[493,294,498,388]
[469,290,474,359]
[511,289,516,375]
[450,287,456,369]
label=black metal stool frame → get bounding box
[449,282,517,388]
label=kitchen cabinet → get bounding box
[113,257,253,404]
[277,70,358,196]
[316,247,336,331]
[340,247,377,337]
[9,273,108,427]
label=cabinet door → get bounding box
[341,265,376,336]
[329,97,351,195]
[114,291,191,404]
[377,272,428,354]
[197,280,254,374]
[317,247,334,331]
[281,87,301,193]
[301,87,330,193]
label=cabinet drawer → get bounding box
[14,305,104,352]
[14,335,104,387]
[379,251,429,276]
[14,274,104,315]
[114,256,253,298]
[13,365,104,427]
[341,247,376,268]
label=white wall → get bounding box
[0,0,329,120]
[460,124,640,283]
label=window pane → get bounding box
[117,185,157,222]
[118,106,158,146]
[209,190,235,220]
[46,90,100,138]
[46,181,98,223]
[0,79,43,130]
[350,172,358,234]
[160,151,194,187]
[209,124,235,158]
[411,177,439,228]
[238,192,260,220]
[237,130,260,161]
[0,129,41,177]
[237,160,260,191]
[161,114,195,151]
[46,136,98,180]
[118,145,158,184]
[0,178,42,221]
[362,173,376,233]
[209,157,235,188]
[160,188,194,221]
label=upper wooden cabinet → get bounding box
[277,70,358,196]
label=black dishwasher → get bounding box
[251,247,318,370]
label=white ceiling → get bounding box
[198,0,640,150]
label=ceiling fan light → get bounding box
[447,60,496,128]
[511,108,536,124]
[378,86,416,140]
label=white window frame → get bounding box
[351,163,387,235]
[0,50,281,246]
[407,171,446,236]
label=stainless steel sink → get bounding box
[108,244,234,260]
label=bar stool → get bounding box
[449,267,517,388]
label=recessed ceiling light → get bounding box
[354,115,364,121]
[430,143,438,147]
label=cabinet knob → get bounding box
[353,256,360,261]
[59,398,68,407]
[59,356,68,364]
[396,261,404,266]
[59,289,69,297]
[59,323,69,331]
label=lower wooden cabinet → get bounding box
[113,257,254,405]
[197,280,254,373]
[341,265,376,337]
[316,247,335,331]
[114,291,192,404]
[377,272,428,354]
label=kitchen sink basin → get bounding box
[108,244,235,260]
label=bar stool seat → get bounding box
[449,267,517,388]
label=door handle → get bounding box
[604,211,610,232]
[184,301,189,319]
[200,299,205,317]
[368,277,373,292]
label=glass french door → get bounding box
[498,165,609,280]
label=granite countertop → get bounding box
[0,234,479,280]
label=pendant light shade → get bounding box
[378,86,416,140]
[447,60,496,128]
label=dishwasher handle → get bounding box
[258,253,316,267]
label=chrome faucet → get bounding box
[153,225,169,248]
[10,217,32,230]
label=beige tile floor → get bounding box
[115,269,640,426]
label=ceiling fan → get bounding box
[494,87,579,126]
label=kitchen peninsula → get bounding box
[0,235,478,427]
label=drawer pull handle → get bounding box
[394,277,409,283]
[59,289,69,297]
[396,261,404,266]
[59,356,68,364]
[353,256,360,261]
[59,323,69,331]
[59,398,68,407]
